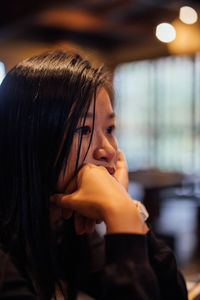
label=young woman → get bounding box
[0,50,187,300]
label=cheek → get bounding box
[109,135,118,156]
[56,137,78,193]
[112,136,118,151]
[57,136,91,193]
[83,146,94,164]
[57,155,76,193]
[111,136,118,163]
[78,138,90,162]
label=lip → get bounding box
[106,167,115,175]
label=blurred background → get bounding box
[1,0,200,288]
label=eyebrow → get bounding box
[85,112,115,119]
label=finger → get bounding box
[74,212,86,235]
[76,163,91,183]
[50,203,62,224]
[85,218,96,234]
[117,150,122,161]
[62,208,73,220]
[78,163,107,181]
[117,149,124,161]
[117,150,128,165]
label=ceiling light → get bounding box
[156,23,176,43]
[179,6,198,24]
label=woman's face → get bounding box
[57,87,118,194]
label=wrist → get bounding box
[104,201,144,234]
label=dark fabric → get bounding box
[0,229,188,300]
[0,249,37,299]
[147,230,188,300]
[101,233,160,300]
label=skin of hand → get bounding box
[113,150,149,233]
[51,164,144,234]
[50,149,129,230]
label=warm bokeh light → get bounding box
[179,6,198,24]
[168,18,200,55]
[156,23,176,43]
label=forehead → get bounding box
[88,87,114,115]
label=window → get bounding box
[114,54,200,173]
[0,61,5,84]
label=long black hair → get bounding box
[0,50,112,299]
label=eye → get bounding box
[75,126,91,136]
[107,125,115,134]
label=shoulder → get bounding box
[0,248,37,299]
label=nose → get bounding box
[93,136,116,163]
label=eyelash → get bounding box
[75,125,115,136]
[107,125,115,134]
[75,126,91,136]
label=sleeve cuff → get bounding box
[104,233,148,265]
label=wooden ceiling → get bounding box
[0,0,200,69]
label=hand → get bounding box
[50,170,99,234]
[51,164,144,234]
[114,150,129,191]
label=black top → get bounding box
[0,229,188,300]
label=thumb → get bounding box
[50,191,78,210]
